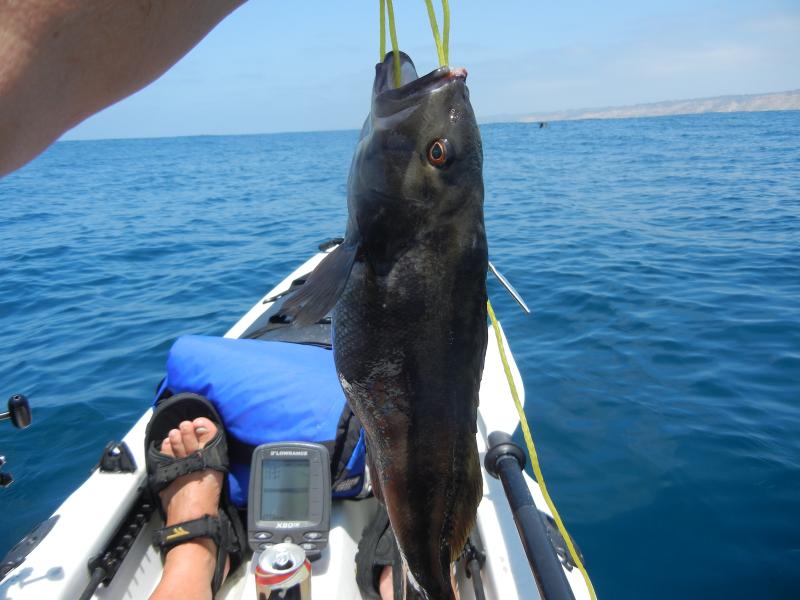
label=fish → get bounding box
[282,51,487,599]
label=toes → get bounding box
[193,417,217,447]
[160,437,173,457]
[160,418,217,460]
[168,428,186,458]
[180,421,199,454]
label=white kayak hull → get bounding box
[1,249,592,600]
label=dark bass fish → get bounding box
[283,52,487,599]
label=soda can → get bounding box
[255,543,311,600]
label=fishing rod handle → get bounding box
[485,431,575,600]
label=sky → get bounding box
[63,0,800,140]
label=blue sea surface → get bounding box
[1,111,799,598]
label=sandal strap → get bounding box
[148,433,228,494]
[153,514,219,552]
[153,513,238,554]
[153,512,240,595]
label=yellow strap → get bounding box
[487,300,597,599]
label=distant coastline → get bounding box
[485,89,800,124]
[60,90,800,143]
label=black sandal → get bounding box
[145,392,245,596]
[355,504,405,600]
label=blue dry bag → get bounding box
[157,335,365,506]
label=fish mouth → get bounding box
[394,65,467,97]
[373,52,467,102]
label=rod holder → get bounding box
[0,395,32,429]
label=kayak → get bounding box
[0,243,593,600]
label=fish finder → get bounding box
[247,442,331,560]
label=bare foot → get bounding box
[149,418,228,600]
[159,418,223,529]
[378,566,458,600]
[379,566,393,600]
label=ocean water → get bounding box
[1,111,798,598]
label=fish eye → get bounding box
[427,139,449,167]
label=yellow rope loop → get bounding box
[379,0,386,61]
[384,0,401,88]
[442,0,450,65]
[423,0,446,66]
[487,300,598,600]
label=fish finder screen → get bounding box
[261,459,310,521]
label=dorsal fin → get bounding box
[280,242,359,327]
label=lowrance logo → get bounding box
[270,450,308,456]
[276,522,301,528]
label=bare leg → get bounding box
[150,417,228,600]
[0,0,244,176]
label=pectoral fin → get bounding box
[280,242,359,326]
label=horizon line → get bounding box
[59,106,799,144]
